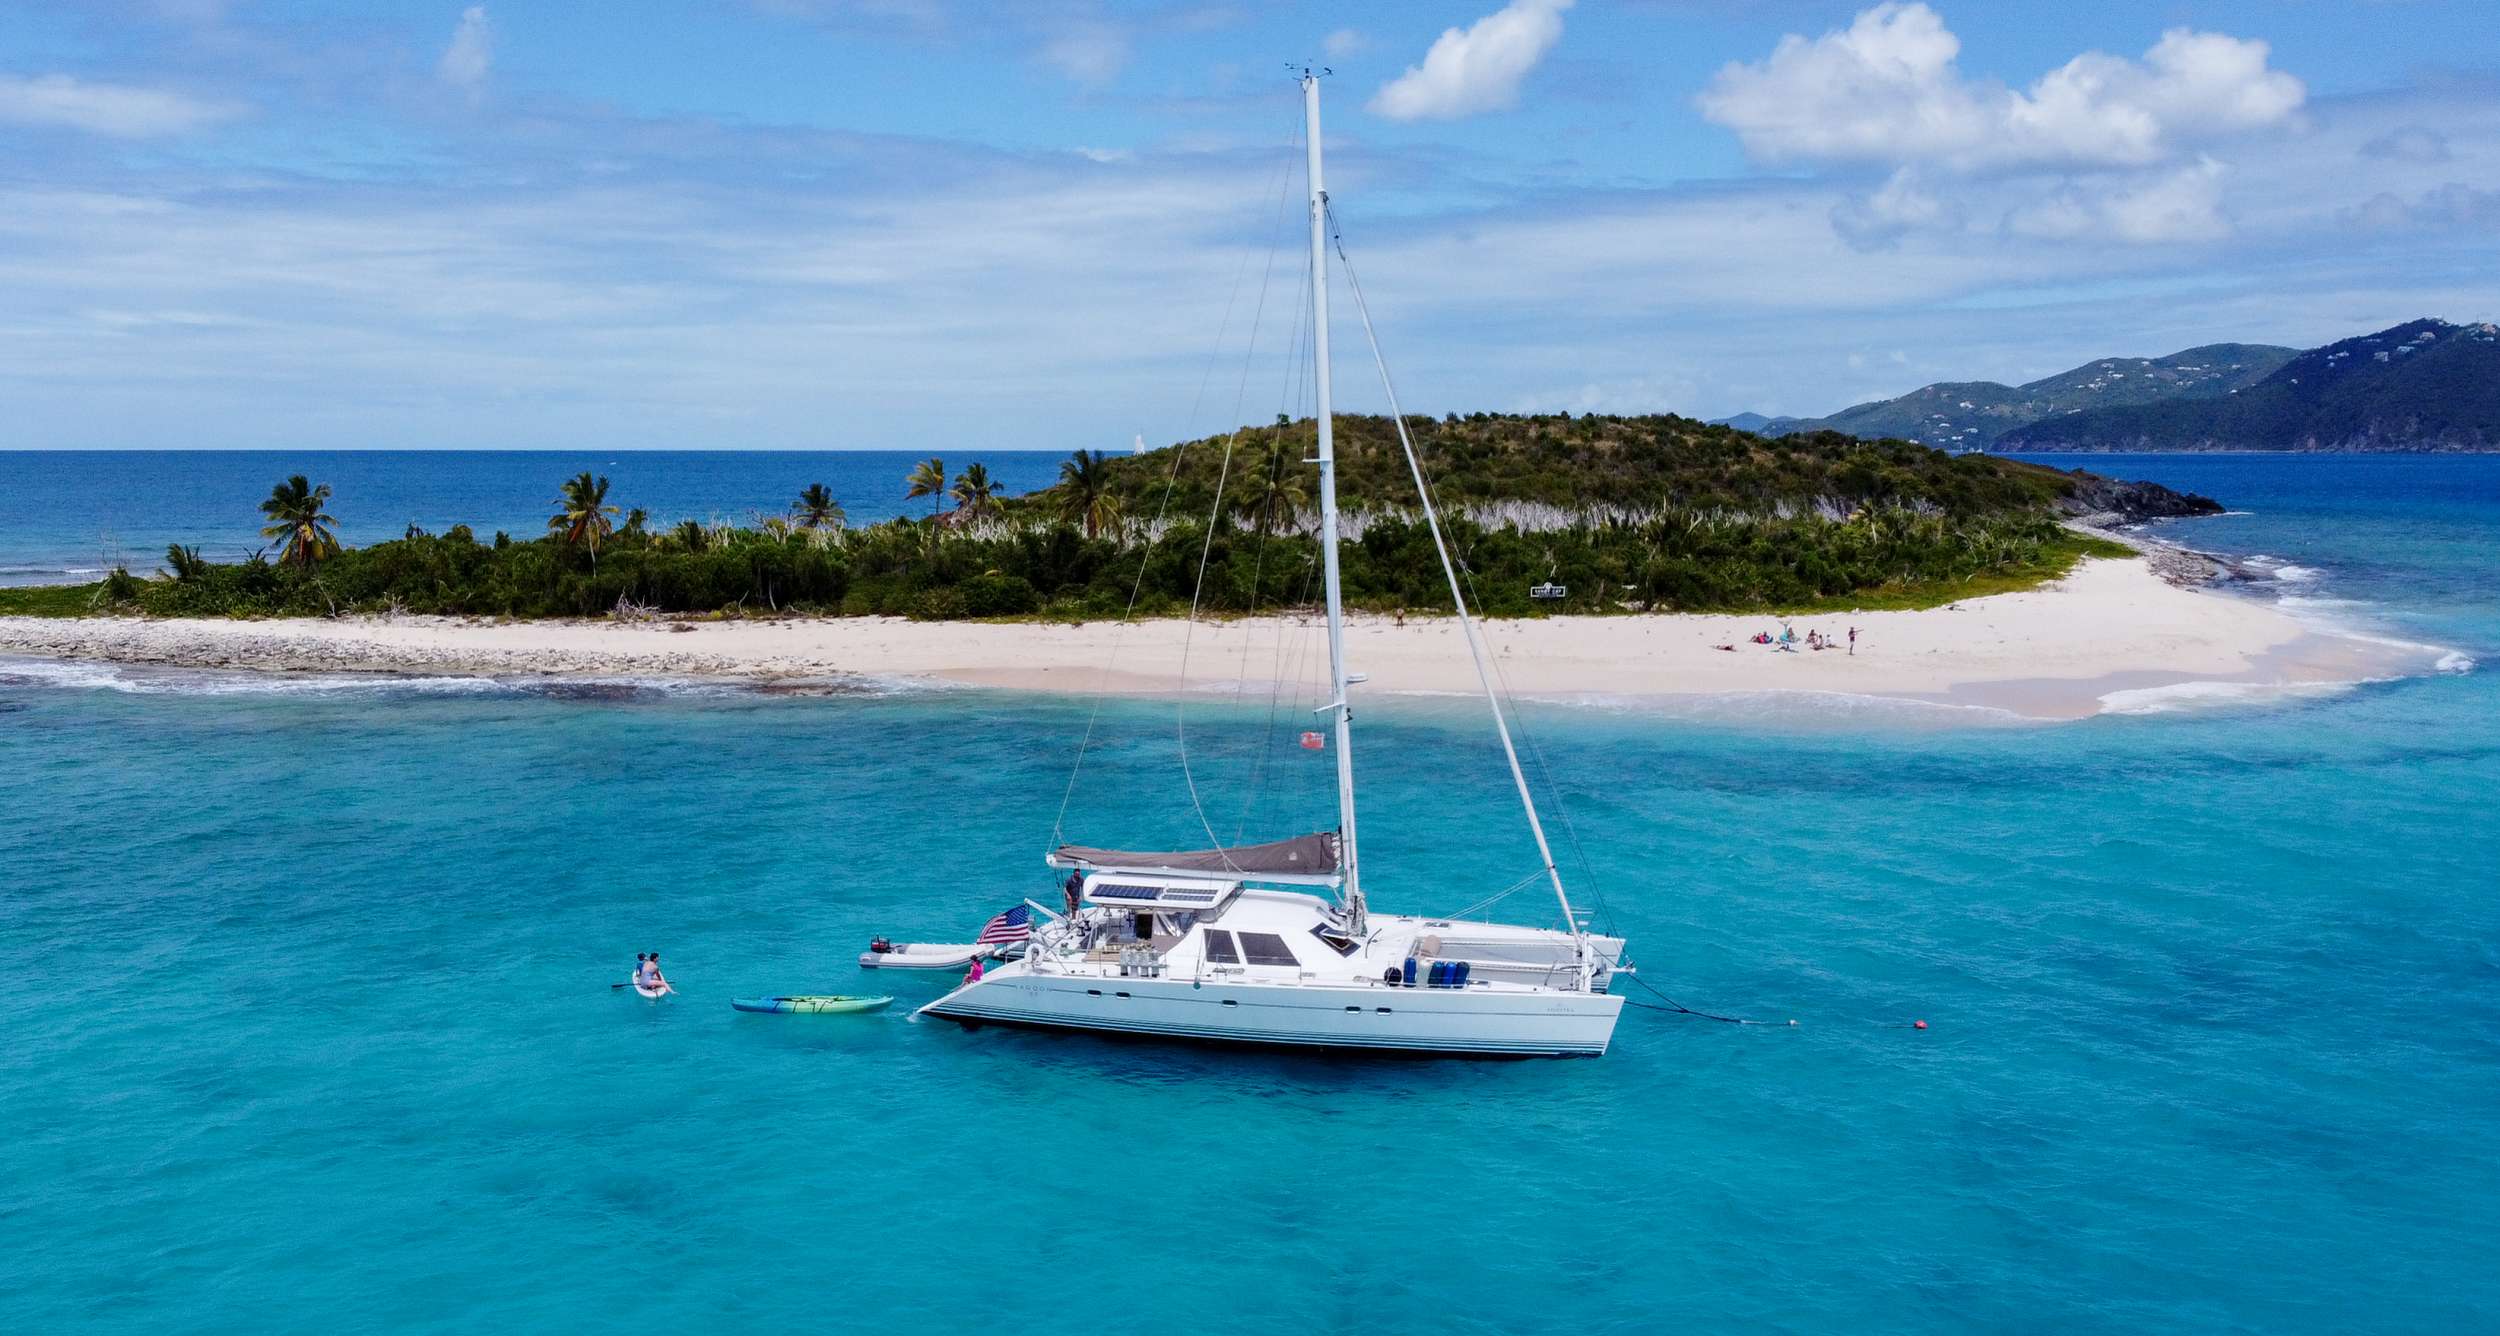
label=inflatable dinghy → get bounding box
[856,941,995,971]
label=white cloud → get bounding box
[2005,158,2230,244]
[1322,28,1366,62]
[2360,125,2450,163]
[1832,169,1960,249]
[1699,3,2303,171]
[2341,182,2500,233]
[1039,23,1130,88]
[439,6,493,89]
[1368,0,1572,122]
[1,21,2491,445]
[0,73,238,137]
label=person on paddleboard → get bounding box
[636,952,672,995]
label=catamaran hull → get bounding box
[920,971,1620,1058]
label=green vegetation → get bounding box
[549,471,619,557]
[1058,448,1122,539]
[0,583,112,617]
[792,483,844,530]
[3,414,2174,622]
[260,474,341,568]
[904,457,948,521]
[951,462,1003,519]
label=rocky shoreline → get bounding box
[2052,471,2226,528]
[0,617,784,682]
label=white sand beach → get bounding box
[0,558,2435,720]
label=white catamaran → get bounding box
[920,72,1628,1057]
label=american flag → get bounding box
[975,904,1033,945]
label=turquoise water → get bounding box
[4,455,2497,1333]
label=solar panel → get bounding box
[1086,879,1234,907]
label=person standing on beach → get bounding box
[1849,626,1858,656]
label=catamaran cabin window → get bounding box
[1202,930,1241,964]
[1309,926,1358,957]
[1237,932,1299,967]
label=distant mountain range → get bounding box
[1719,319,2500,452]
[2000,319,2500,452]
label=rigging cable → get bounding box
[1226,226,1330,845]
[1050,111,1302,851]
[1321,200,1617,939]
[1322,203,1828,1029]
[1319,198,1579,951]
[1170,132,1312,862]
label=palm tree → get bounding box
[668,519,709,553]
[950,463,1002,520]
[549,472,618,560]
[259,475,340,569]
[1237,440,1311,530]
[1058,448,1122,539]
[904,457,948,520]
[791,483,844,530]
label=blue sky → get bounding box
[3,0,2496,450]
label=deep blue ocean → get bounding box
[3,453,2496,1333]
[0,451,1070,586]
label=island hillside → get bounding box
[1999,319,2500,452]
[1,415,2216,623]
[1742,344,2295,450]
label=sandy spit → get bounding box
[0,558,2430,720]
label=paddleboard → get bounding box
[730,995,893,1015]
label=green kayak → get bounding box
[730,995,894,1015]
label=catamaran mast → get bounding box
[1303,73,1590,982]
[1303,70,1362,931]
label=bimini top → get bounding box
[1049,831,1341,886]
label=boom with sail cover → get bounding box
[1049,832,1341,885]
